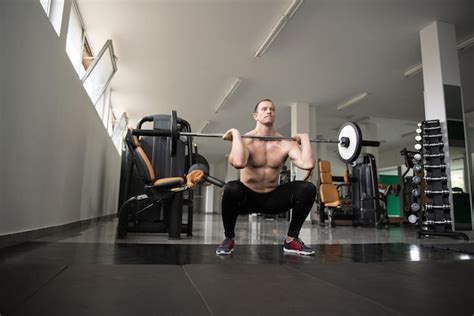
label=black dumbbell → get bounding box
[412,176,422,184]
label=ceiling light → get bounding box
[336,92,369,111]
[215,78,241,113]
[403,34,474,77]
[254,0,303,58]
[199,120,210,133]
[403,64,423,78]
[457,35,474,51]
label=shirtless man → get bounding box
[216,99,317,256]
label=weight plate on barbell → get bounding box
[171,110,178,156]
[337,122,362,164]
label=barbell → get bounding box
[132,110,380,163]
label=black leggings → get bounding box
[221,180,317,239]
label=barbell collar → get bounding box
[362,140,381,147]
[132,129,170,137]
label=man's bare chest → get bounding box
[247,141,288,168]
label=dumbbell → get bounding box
[413,164,423,172]
[423,142,444,148]
[411,203,421,212]
[413,153,423,161]
[408,214,418,224]
[411,188,421,197]
[425,189,450,195]
[423,219,452,226]
[424,164,446,170]
[415,134,442,142]
[423,153,444,158]
[422,134,443,139]
[425,204,450,210]
[412,176,422,184]
[423,126,441,131]
[425,176,448,182]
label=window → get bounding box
[40,0,51,15]
[66,1,85,77]
[82,37,94,73]
[111,113,129,154]
[82,40,117,106]
[49,0,64,35]
[95,87,108,126]
[39,0,64,36]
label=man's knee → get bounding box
[222,181,244,202]
[295,181,317,202]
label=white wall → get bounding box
[379,147,405,170]
[460,47,474,113]
[0,0,121,236]
[460,47,474,216]
[0,1,4,207]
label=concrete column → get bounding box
[360,121,380,163]
[420,21,473,230]
[290,102,311,180]
[291,102,315,222]
[204,163,215,214]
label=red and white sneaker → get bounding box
[283,238,315,256]
[216,238,235,255]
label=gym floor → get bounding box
[1,214,474,315]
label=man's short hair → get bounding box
[254,99,274,112]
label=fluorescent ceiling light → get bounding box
[403,34,474,77]
[404,64,423,78]
[215,78,241,113]
[337,92,369,111]
[457,35,474,51]
[254,0,303,58]
[199,120,210,133]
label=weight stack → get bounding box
[414,120,452,233]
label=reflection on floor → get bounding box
[36,213,474,246]
[1,214,474,315]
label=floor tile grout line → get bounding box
[284,265,405,315]
[10,264,70,313]
[182,265,214,316]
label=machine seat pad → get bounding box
[323,200,340,208]
[151,177,185,189]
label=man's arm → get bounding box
[223,128,249,169]
[288,133,315,170]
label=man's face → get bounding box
[253,101,276,126]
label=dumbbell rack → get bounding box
[411,120,468,240]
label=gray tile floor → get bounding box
[3,214,474,315]
[38,213,474,247]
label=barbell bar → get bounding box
[132,110,381,164]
